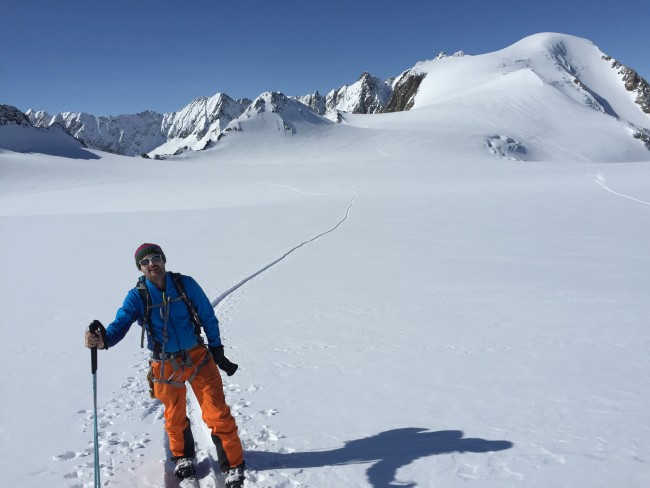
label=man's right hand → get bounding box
[85,329,105,349]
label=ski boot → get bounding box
[224,461,245,488]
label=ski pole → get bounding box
[88,320,102,488]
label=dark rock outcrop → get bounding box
[604,56,650,114]
[633,131,650,150]
[384,72,427,112]
[0,104,31,126]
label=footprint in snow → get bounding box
[53,451,78,461]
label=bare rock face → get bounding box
[620,68,650,114]
[605,57,650,114]
[384,72,427,113]
[633,131,650,150]
[384,51,466,113]
[0,104,31,126]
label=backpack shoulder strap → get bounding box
[170,272,205,344]
[136,276,154,348]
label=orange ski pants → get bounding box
[151,345,244,470]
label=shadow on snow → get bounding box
[248,428,514,487]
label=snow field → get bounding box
[2,128,650,487]
[2,32,650,487]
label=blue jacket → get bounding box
[105,272,222,352]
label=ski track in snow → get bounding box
[57,185,356,487]
[206,183,357,487]
[594,172,650,206]
[211,185,356,309]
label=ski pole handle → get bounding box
[89,320,101,374]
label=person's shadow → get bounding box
[248,428,514,487]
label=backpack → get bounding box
[136,272,205,350]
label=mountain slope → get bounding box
[212,92,332,148]
[26,94,251,158]
[349,33,649,162]
[0,104,98,159]
[12,32,650,160]
[47,110,166,157]
[407,34,649,128]
[151,93,251,157]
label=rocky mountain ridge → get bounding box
[608,58,650,114]
[2,105,32,127]
[294,72,393,119]
[200,91,331,151]
[0,104,97,159]
[15,34,650,157]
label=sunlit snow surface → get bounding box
[1,33,650,488]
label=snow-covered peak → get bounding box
[292,91,326,117]
[25,109,53,127]
[150,93,251,156]
[46,110,166,156]
[404,32,650,132]
[215,92,331,145]
[162,93,249,139]
[12,32,650,158]
[324,72,392,119]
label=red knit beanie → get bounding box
[134,243,166,269]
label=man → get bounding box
[84,243,245,487]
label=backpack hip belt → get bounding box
[149,345,212,388]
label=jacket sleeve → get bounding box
[104,288,143,349]
[183,276,222,347]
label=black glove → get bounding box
[209,345,239,376]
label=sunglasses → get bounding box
[139,254,163,267]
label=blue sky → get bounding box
[2,0,649,116]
